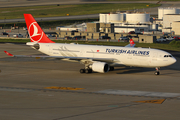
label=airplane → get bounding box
[4,14,176,75]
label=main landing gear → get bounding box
[80,63,93,74]
[109,66,114,71]
[154,67,160,75]
[80,66,115,74]
[80,69,92,74]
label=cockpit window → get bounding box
[164,55,172,57]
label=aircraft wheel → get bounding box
[80,69,85,73]
[88,69,92,73]
[155,67,160,75]
[85,69,89,74]
[154,71,160,75]
[85,69,92,74]
[109,67,114,71]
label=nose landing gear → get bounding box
[154,67,160,75]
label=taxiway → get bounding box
[0,43,180,120]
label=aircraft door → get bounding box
[80,49,85,57]
[152,53,158,61]
[49,45,53,55]
[124,53,133,66]
[151,52,158,65]
[85,49,94,58]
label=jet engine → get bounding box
[26,42,40,50]
[91,62,109,73]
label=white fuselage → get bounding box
[37,43,176,68]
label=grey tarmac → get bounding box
[0,43,180,120]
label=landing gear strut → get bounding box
[154,67,160,75]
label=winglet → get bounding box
[129,39,135,47]
[4,51,14,57]
[125,39,135,47]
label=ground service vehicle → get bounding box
[99,36,111,39]
[13,34,23,38]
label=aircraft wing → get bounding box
[4,51,117,63]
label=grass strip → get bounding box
[1,18,99,28]
[0,3,160,19]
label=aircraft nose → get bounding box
[171,57,177,64]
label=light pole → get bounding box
[18,21,19,33]
[170,23,172,34]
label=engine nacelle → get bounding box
[91,62,109,73]
[26,42,39,50]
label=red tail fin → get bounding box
[24,14,54,43]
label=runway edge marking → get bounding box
[0,86,180,100]
[134,99,166,104]
[44,86,84,90]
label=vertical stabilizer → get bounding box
[24,14,55,43]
